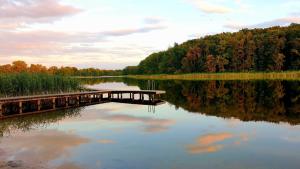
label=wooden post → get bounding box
[52,98,56,109]
[65,97,69,107]
[0,103,3,117]
[37,100,41,111]
[19,101,23,114]
[77,96,80,105]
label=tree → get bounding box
[244,32,256,71]
[0,64,12,73]
[12,60,27,73]
[206,55,216,72]
[29,64,47,73]
[215,56,229,72]
[133,24,300,74]
[272,53,285,71]
[181,46,201,73]
[48,66,59,75]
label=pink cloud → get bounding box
[0,0,81,19]
[0,22,165,57]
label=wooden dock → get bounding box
[0,90,165,118]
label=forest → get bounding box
[0,61,122,76]
[123,23,300,75]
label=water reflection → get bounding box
[0,78,299,169]
[0,108,81,136]
[121,79,300,125]
[0,129,89,163]
[186,132,233,154]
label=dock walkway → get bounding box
[0,90,165,118]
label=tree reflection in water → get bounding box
[121,79,300,125]
[1,78,299,137]
[0,108,82,136]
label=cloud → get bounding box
[186,132,233,154]
[100,113,175,133]
[186,0,232,14]
[223,22,245,30]
[0,0,82,31]
[224,16,300,30]
[197,133,233,145]
[290,12,300,16]
[0,22,165,61]
[144,17,164,25]
[0,130,89,167]
[67,107,175,133]
[98,139,116,144]
[101,25,166,37]
[187,144,224,154]
[186,132,251,154]
[253,17,300,28]
[0,0,81,19]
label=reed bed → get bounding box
[0,73,81,97]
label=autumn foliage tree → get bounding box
[181,46,202,72]
[0,61,122,76]
[133,24,300,74]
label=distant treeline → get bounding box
[0,61,122,76]
[123,23,300,75]
[0,73,81,97]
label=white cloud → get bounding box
[224,16,300,30]
[144,17,165,25]
[186,0,232,14]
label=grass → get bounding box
[126,71,300,81]
[0,73,82,97]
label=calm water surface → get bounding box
[0,78,300,169]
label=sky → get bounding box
[0,0,299,69]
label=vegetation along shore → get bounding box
[127,72,300,81]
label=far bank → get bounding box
[126,71,300,81]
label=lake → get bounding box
[0,78,300,169]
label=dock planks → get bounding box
[0,90,165,119]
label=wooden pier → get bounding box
[0,90,165,118]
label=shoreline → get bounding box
[126,71,300,81]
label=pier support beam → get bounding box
[37,100,41,111]
[89,95,92,104]
[19,101,23,114]
[52,98,56,109]
[65,97,69,107]
[76,96,80,105]
[0,103,3,117]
